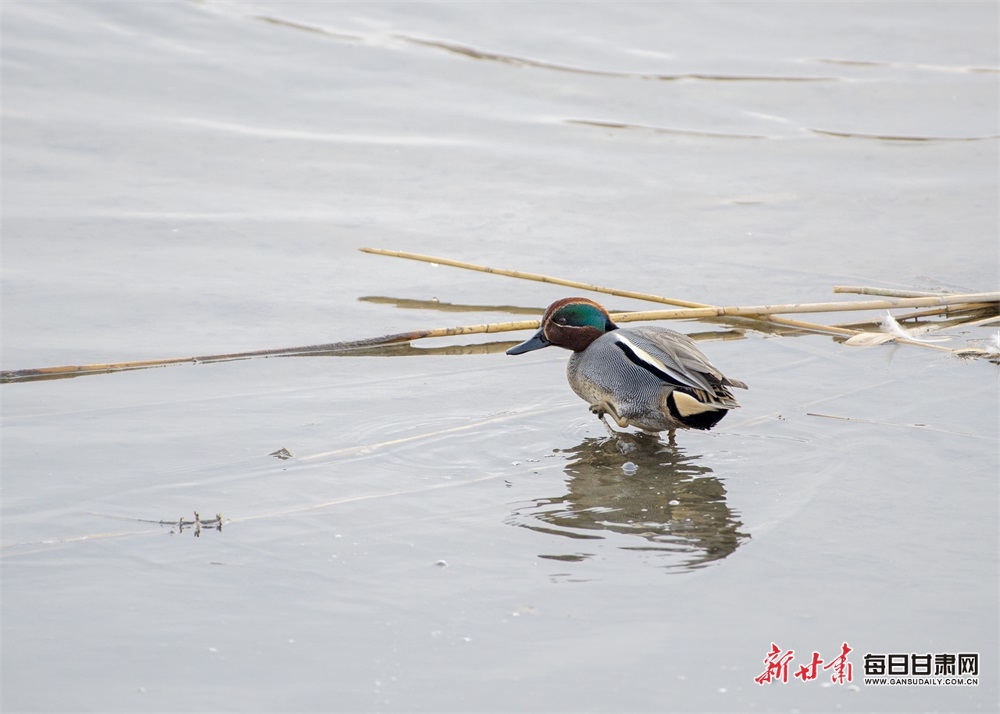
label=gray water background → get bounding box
[2,2,998,712]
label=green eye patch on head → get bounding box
[550,302,612,330]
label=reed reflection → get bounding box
[510,433,748,571]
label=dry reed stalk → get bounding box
[5,253,996,383]
[360,247,864,337]
[363,248,1000,356]
[941,314,1000,330]
[360,247,997,334]
[609,293,998,320]
[4,292,994,382]
[834,303,997,329]
[359,247,709,308]
[832,286,962,298]
[0,323,542,382]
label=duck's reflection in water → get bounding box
[509,433,748,571]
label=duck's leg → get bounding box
[589,405,622,438]
[598,413,620,438]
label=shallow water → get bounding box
[2,2,997,712]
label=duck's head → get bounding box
[507,297,619,354]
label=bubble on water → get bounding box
[621,461,638,475]
[434,559,448,567]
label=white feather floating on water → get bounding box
[880,312,952,342]
[844,311,955,347]
[842,312,910,346]
[981,332,1000,354]
[879,311,912,339]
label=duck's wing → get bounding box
[618,326,748,395]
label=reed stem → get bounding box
[4,253,995,383]
[360,247,855,337]
[832,286,959,298]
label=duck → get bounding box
[507,297,747,434]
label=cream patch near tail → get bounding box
[671,391,723,417]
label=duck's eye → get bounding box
[555,316,568,325]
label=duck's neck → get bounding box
[561,326,607,352]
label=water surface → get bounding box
[2,2,997,712]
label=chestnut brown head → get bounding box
[507,297,618,354]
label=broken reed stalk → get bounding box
[7,290,990,382]
[359,248,997,344]
[832,286,964,298]
[360,247,851,337]
[610,298,997,354]
[834,302,997,328]
[359,247,708,308]
[607,293,998,320]
[0,323,542,382]
[4,254,997,383]
[947,314,1000,330]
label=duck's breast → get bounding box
[566,331,672,419]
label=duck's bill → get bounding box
[506,329,551,355]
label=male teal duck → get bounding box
[507,297,748,434]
